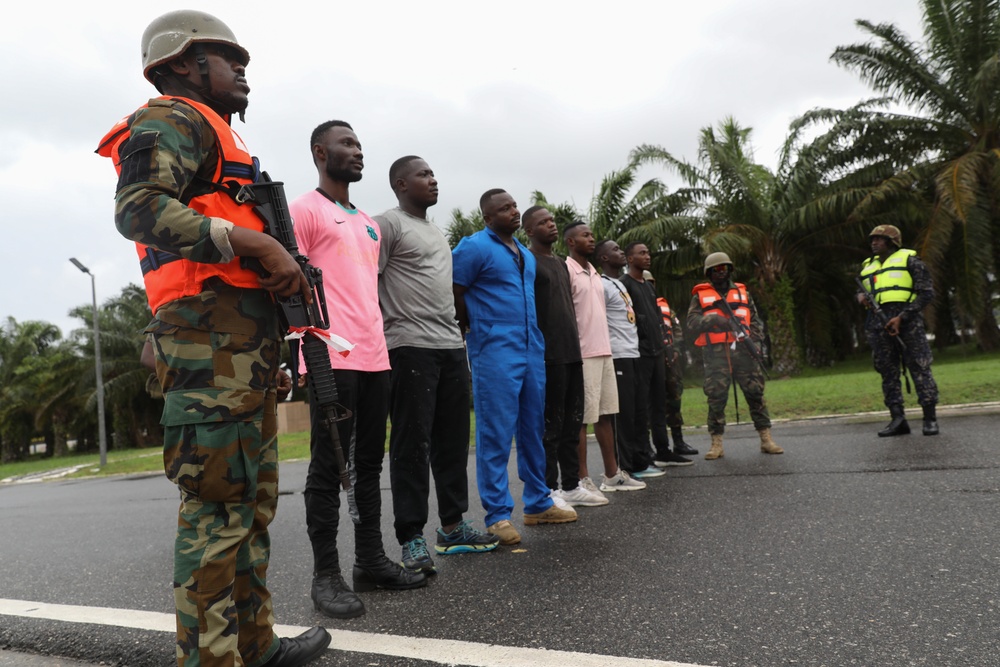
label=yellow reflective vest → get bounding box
[860,249,917,304]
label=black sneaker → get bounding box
[673,442,699,456]
[435,519,501,554]
[653,451,694,467]
[401,535,437,575]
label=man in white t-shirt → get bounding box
[374,156,500,577]
[290,121,426,621]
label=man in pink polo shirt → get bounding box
[563,222,645,499]
[290,120,426,622]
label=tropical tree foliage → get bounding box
[795,0,1000,350]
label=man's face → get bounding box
[628,243,651,271]
[568,225,596,256]
[709,263,731,288]
[601,241,626,268]
[870,235,893,256]
[180,44,250,114]
[525,209,558,244]
[318,126,364,183]
[484,192,521,235]
[398,159,438,208]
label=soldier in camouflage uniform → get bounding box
[857,225,939,436]
[687,253,784,460]
[98,10,329,667]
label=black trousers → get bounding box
[304,368,389,573]
[613,357,653,473]
[543,361,584,492]
[388,347,471,544]
[636,354,671,459]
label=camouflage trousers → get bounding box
[151,325,281,667]
[701,343,770,435]
[664,352,684,429]
[866,316,939,409]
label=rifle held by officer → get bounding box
[712,297,770,380]
[854,275,911,394]
[238,172,353,491]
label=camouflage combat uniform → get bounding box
[687,283,771,435]
[112,99,282,667]
[860,252,939,410]
[660,303,685,430]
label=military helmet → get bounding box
[141,10,250,83]
[868,224,902,246]
[704,252,733,276]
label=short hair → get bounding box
[562,220,587,239]
[310,120,353,153]
[624,242,645,258]
[479,188,507,212]
[388,155,423,190]
[521,205,547,230]
[594,239,616,258]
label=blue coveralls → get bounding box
[452,228,552,527]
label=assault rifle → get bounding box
[238,172,352,491]
[712,297,770,380]
[854,275,911,394]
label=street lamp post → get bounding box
[69,258,108,467]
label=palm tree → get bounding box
[445,208,485,249]
[630,118,871,374]
[795,0,1000,350]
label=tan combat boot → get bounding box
[758,428,784,454]
[704,434,724,460]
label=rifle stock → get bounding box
[238,173,353,491]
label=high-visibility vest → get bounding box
[97,96,264,313]
[691,282,751,346]
[859,249,917,304]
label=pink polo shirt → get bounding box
[566,257,612,359]
[289,189,390,372]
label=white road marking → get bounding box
[0,597,709,667]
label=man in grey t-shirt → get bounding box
[375,156,499,576]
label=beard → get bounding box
[325,162,363,183]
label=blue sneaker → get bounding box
[401,536,436,575]
[435,519,501,554]
[631,465,667,479]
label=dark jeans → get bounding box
[304,368,389,573]
[636,354,671,459]
[543,361,584,492]
[388,347,471,544]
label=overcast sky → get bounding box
[2,0,925,338]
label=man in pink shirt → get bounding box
[290,120,426,621]
[564,222,645,498]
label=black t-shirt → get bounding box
[621,274,665,357]
[532,252,583,364]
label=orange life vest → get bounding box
[97,96,264,314]
[656,296,674,346]
[691,282,751,346]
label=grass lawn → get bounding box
[3,346,998,481]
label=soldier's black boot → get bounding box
[262,627,332,667]
[671,427,699,456]
[922,405,939,436]
[878,405,911,437]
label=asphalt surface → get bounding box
[1,405,998,667]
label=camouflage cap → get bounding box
[868,224,902,246]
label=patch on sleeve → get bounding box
[116,131,159,189]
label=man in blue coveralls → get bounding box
[452,188,578,546]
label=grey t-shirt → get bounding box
[601,275,640,359]
[374,207,464,350]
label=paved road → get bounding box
[1,407,998,666]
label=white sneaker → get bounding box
[578,477,609,504]
[600,469,647,492]
[549,490,572,510]
[558,485,610,507]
